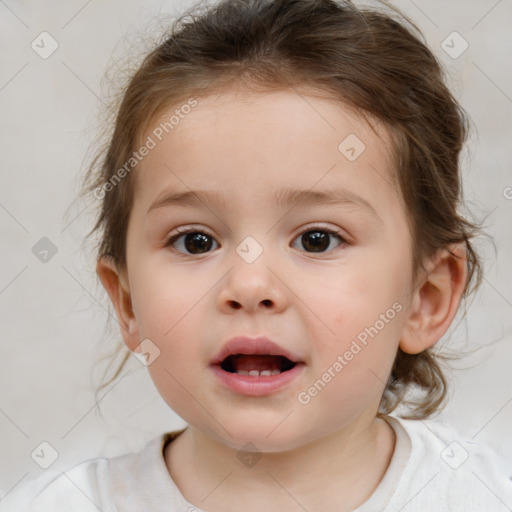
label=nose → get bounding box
[217,254,288,314]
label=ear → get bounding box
[96,256,140,352]
[399,244,468,354]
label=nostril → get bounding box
[226,300,273,309]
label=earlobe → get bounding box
[96,257,140,351]
[399,244,468,355]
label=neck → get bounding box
[165,414,396,512]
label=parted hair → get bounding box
[82,0,487,419]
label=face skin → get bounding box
[97,87,467,511]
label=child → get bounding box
[7,0,512,510]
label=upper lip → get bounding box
[210,336,303,365]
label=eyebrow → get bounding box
[147,186,382,223]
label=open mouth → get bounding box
[219,354,297,376]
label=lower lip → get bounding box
[210,364,304,396]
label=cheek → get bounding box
[142,310,205,413]
[312,258,408,370]
[321,278,392,333]
[130,262,208,338]
[327,246,410,322]
[144,313,213,429]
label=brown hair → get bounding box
[81,0,490,419]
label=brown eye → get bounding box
[293,228,345,253]
[166,229,219,255]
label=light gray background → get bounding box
[1,0,511,502]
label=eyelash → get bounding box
[164,224,348,257]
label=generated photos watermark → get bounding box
[297,301,403,405]
[94,98,198,200]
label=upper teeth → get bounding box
[237,369,281,376]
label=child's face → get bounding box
[112,88,418,451]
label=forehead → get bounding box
[133,88,402,217]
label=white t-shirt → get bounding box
[2,415,511,511]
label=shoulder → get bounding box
[388,415,512,510]
[0,457,115,512]
[1,430,186,512]
[32,458,116,512]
